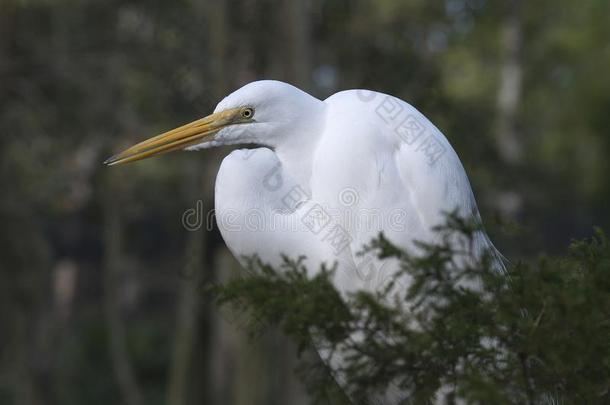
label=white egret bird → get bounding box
[105,80,503,403]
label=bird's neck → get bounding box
[273,106,326,194]
[273,144,314,193]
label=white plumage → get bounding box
[106,79,503,404]
[210,81,500,293]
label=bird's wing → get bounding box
[314,90,504,290]
[313,90,507,405]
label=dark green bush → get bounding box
[214,215,610,404]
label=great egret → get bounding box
[105,79,503,403]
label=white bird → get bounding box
[105,79,503,404]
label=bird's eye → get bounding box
[241,108,254,119]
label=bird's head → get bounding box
[104,80,324,166]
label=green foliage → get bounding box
[214,217,610,404]
[215,257,353,352]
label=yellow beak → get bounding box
[104,108,244,166]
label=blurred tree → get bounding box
[496,0,523,165]
[103,172,143,405]
[0,0,609,404]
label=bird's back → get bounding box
[316,90,500,270]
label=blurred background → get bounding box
[1,0,609,404]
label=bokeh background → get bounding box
[1,0,609,404]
